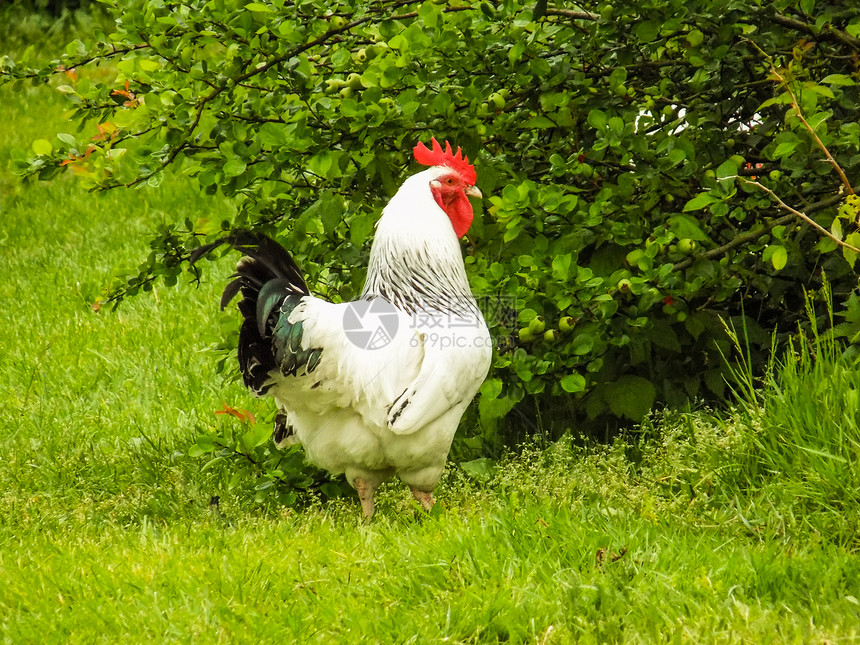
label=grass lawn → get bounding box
[1,15,859,643]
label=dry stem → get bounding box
[738,178,860,254]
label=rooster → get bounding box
[193,139,492,520]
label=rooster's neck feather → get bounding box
[360,168,478,316]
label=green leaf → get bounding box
[480,377,503,400]
[605,376,656,420]
[139,59,161,72]
[831,217,843,241]
[716,158,739,180]
[560,373,586,393]
[223,158,247,177]
[319,482,342,499]
[668,214,711,242]
[806,84,834,99]
[647,320,681,352]
[302,190,345,235]
[552,253,572,281]
[843,233,860,267]
[821,74,855,87]
[634,20,660,42]
[245,2,274,11]
[188,435,216,457]
[460,458,496,482]
[587,109,607,130]
[32,139,52,155]
[241,423,271,451]
[764,245,788,270]
[571,334,593,355]
[683,192,716,211]
[521,116,555,129]
[772,141,799,158]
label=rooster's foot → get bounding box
[354,477,376,523]
[409,487,435,512]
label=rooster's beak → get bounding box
[465,185,483,199]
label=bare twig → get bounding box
[739,178,860,253]
[673,194,845,271]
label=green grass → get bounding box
[2,21,860,644]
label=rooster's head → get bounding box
[413,138,482,238]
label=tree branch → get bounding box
[740,179,859,252]
[545,8,599,20]
[770,12,860,50]
[673,193,847,271]
[0,44,150,84]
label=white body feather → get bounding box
[268,167,492,491]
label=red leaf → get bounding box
[215,404,257,425]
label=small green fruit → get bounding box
[489,92,506,111]
[329,15,347,29]
[543,329,559,343]
[769,170,782,181]
[347,73,364,90]
[518,327,535,342]
[559,316,576,333]
[339,86,354,98]
[613,84,627,98]
[528,316,546,334]
[354,48,367,62]
[676,238,694,254]
[616,278,632,293]
[324,79,345,94]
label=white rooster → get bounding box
[194,139,492,520]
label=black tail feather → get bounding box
[192,230,310,395]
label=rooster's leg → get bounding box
[354,477,376,522]
[409,487,435,512]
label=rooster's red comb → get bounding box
[413,137,477,185]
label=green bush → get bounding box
[3,0,860,447]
